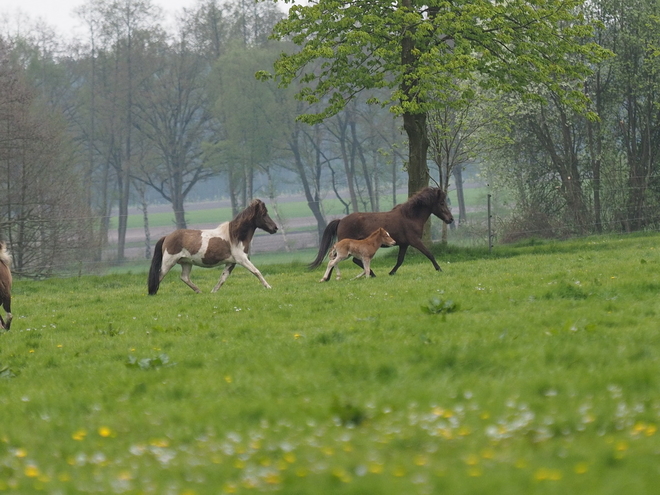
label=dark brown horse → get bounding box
[310,187,454,276]
[148,199,278,295]
[0,241,12,330]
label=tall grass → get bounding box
[1,233,659,493]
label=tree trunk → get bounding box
[173,192,186,229]
[338,114,359,212]
[137,183,151,259]
[228,168,240,217]
[401,0,429,199]
[116,171,130,262]
[403,111,430,197]
[289,132,327,241]
[586,119,602,233]
[352,119,375,211]
[453,166,466,224]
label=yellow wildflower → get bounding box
[467,467,483,477]
[24,465,40,478]
[534,468,562,481]
[72,429,87,441]
[98,426,113,438]
[264,472,282,485]
[481,449,494,459]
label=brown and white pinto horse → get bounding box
[148,199,278,295]
[320,228,396,282]
[310,187,454,276]
[0,241,12,330]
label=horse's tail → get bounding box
[148,237,165,295]
[309,219,340,270]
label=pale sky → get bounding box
[0,0,200,39]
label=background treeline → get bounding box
[0,0,659,276]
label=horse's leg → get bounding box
[354,257,371,279]
[235,255,272,288]
[321,255,343,282]
[179,262,202,293]
[212,264,235,292]
[352,257,376,277]
[389,245,409,275]
[158,254,179,282]
[408,238,442,271]
[3,300,11,330]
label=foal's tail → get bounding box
[309,219,340,269]
[148,237,165,295]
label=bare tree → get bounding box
[133,34,218,229]
[91,0,162,261]
[0,40,93,277]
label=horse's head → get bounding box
[253,200,279,234]
[432,189,454,224]
[379,228,397,247]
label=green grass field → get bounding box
[2,233,660,493]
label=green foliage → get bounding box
[125,353,173,370]
[269,0,610,121]
[0,364,18,379]
[421,297,460,317]
[1,233,660,493]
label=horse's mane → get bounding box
[229,199,266,243]
[397,187,442,218]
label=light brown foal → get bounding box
[320,228,396,282]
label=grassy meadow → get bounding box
[2,233,660,493]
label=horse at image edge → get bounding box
[0,241,12,330]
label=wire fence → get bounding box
[3,182,660,277]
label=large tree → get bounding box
[263,0,608,198]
